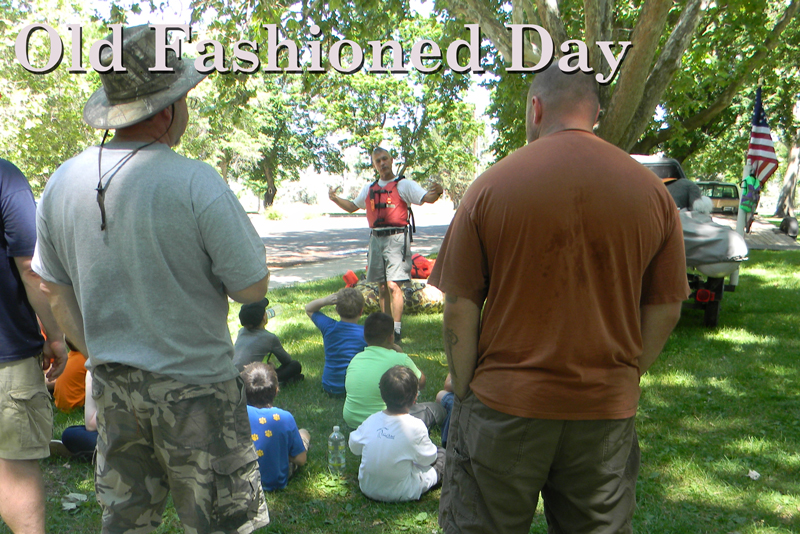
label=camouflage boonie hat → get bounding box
[83,25,206,129]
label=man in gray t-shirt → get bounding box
[665,177,702,210]
[32,26,270,533]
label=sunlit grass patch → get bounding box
[702,327,778,346]
[14,250,800,534]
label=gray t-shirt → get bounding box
[232,327,292,371]
[33,142,268,384]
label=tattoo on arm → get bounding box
[444,327,459,381]
[445,328,459,351]
[445,294,459,304]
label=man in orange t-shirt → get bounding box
[429,66,690,534]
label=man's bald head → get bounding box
[526,65,600,143]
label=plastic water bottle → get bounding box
[327,425,346,475]
[265,305,283,319]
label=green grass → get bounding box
[5,250,800,533]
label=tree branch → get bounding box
[634,0,800,154]
[584,0,614,110]
[449,0,543,66]
[534,0,568,51]
[620,0,706,152]
[449,0,516,63]
[596,0,672,146]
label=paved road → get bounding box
[262,224,450,268]
[255,215,452,287]
[258,212,798,288]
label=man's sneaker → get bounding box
[49,440,73,458]
[394,330,402,344]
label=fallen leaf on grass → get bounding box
[61,492,88,512]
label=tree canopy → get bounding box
[2,0,799,212]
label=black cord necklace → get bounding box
[95,104,175,231]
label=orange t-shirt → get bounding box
[429,130,690,420]
[53,350,87,412]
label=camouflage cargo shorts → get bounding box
[92,364,270,534]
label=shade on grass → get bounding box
[20,250,800,534]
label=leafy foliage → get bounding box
[0,0,102,193]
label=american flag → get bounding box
[747,86,779,186]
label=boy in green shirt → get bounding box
[343,312,445,429]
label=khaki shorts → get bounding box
[439,392,640,534]
[367,230,412,283]
[92,364,270,534]
[0,355,52,460]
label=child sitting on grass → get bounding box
[349,365,445,502]
[436,373,454,449]
[305,288,366,396]
[49,370,98,461]
[343,312,445,429]
[234,298,303,385]
[242,362,310,491]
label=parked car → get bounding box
[696,181,740,215]
[630,154,687,180]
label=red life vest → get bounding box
[411,254,435,279]
[366,177,410,228]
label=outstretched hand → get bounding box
[328,186,341,201]
[428,183,443,197]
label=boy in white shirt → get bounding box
[349,365,445,502]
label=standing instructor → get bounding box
[329,148,443,342]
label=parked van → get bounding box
[697,182,740,215]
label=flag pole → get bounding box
[730,160,750,287]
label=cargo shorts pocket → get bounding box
[442,394,479,524]
[601,418,636,473]
[462,395,526,476]
[7,387,53,450]
[211,444,262,529]
[148,382,221,449]
[445,446,480,523]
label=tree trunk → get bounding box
[218,156,230,183]
[774,138,799,217]
[262,163,277,210]
[619,0,705,152]
[534,0,568,51]
[450,0,541,66]
[596,0,671,147]
[584,0,614,111]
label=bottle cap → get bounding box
[333,425,339,432]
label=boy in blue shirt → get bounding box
[305,288,366,396]
[242,362,310,491]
